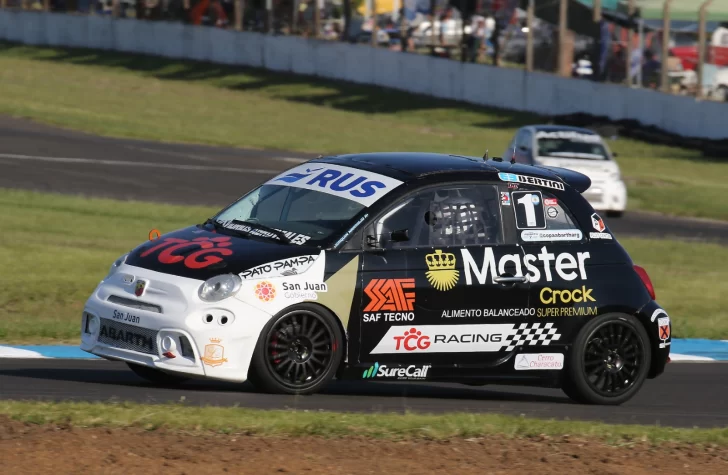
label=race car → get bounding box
[504,125,627,217]
[81,152,670,405]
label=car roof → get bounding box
[310,152,592,193]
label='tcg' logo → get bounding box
[393,327,431,351]
[140,236,233,269]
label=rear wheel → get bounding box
[562,313,651,405]
[126,362,188,386]
[248,304,343,395]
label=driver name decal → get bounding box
[268,163,403,207]
[140,236,233,269]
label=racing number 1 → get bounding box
[516,194,538,227]
[512,191,546,229]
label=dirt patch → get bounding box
[0,417,726,475]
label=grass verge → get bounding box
[0,187,726,343]
[1,401,727,445]
[0,43,727,221]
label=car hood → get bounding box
[124,226,322,281]
[535,156,620,180]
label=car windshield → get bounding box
[536,131,610,161]
[213,184,366,246]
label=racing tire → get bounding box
[562,313,651,406]
[126,362,189,386]
[247,303,344,395]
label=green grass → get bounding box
[0,188,726,343]
[0,43,727,221]
[1,401,726,445]
[0,189,212,343]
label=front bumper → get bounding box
[80,264,272,383]
[583,179,627,212]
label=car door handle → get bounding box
[494,275,528,283]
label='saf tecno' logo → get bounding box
[140,236,233,269]
[363,278,415,312]
[425,249,459,291]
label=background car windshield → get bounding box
[215,185,365,243]
[537,138,609,161]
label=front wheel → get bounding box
[126,362,189,386]
[247,304,344,395]
[562,313,651,405]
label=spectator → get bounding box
[642,49,661,88]
[607,45,626,83]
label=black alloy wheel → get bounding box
[248,304,343,395]
[563,313,651,405]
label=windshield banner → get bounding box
[535,131,603,144]
[267,164,403,207]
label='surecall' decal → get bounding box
[268,164,404,207]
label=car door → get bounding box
[511,187,596,327]
[357,181,531,366]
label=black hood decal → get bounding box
[125,226,320,281]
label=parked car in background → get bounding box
[504,126,626,217]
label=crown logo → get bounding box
[426,249,456,270]
[425,250,459,291]
[209,338,222,344]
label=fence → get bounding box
[0,8,726,141]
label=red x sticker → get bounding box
[657,316,670,341]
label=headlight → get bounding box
[199,274,242,302]
[105,253,128,279]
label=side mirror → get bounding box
[390,229,409,242]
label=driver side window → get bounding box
[365,184,505,250]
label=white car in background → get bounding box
[505,125,627,217]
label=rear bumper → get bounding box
[635,300,671,379]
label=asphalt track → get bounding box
[1,116,728,244]
[0,359,726,428]
[1,116,727,428]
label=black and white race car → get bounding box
[81,152,670,405]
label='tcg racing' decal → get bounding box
[269,163,403,207]
[370,323,561,354]
[140,236,233,269]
